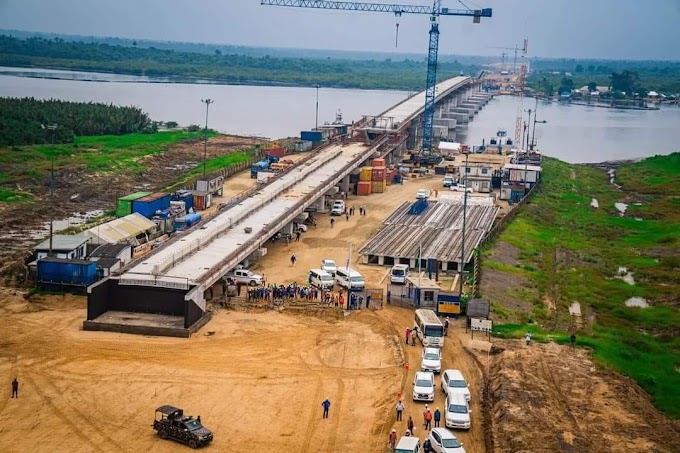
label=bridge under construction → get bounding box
[85,76,492,336]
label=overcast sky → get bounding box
[1,0,679,60]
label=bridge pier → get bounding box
[341,175,350,194]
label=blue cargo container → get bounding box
[132,192,171,218]
[301,131,323,142]
[37,258,97,289]
[173,213,202,231]
[172,190,194,212]
[250,160,270,178]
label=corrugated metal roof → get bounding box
[504,163,542,172]
[359,200,498,264]
[86,213,156,244]
[118,191,151,201]
[34,234,90,251]
[90,243,130,258]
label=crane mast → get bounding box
[261,0,492,154]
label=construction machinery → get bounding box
[260,1,492,155]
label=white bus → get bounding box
[390,264,409,284]
[414,309,445,347]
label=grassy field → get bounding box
[0,131,210,183]
[484,153,680,418]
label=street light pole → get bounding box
[201,98,214,179]
[458,151,470,295]
[315,85,319,130]
[43,124,58,257]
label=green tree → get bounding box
[610,70,640,93]
[588,81,597,92]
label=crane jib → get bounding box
[261,1,491,17]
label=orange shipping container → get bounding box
[372,166,386,181]
[371,158,386,167]
[357,181,372,196]
[371,180,385,193]
[359,167,373,182]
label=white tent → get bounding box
[439,141,461,152]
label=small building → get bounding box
[84,213,158,246]
[89,244,133,277]
[503,163,542,187]
[466,298,490,328]
[36,257,97,293]
[34,234,90,261]
[405,275,441,308]
[463,164,493,193]
[195,174,224,197]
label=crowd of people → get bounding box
[244,282,381,310]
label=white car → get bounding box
[296,223,308,232]
[444,394,471,429]
[443,176,454,188]
[416,188,431,199]
[450,183,473,193]
[428,428,466,453]
[421,347,442,374]
[321,259,337,275]
[441,369,471,402]
[226,269,263,286]
[412,371,435,402]
[331,200,345,216]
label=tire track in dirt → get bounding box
[327,376,345,452]
[22,372,106,453]
[539,356,583,432]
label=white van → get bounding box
[395,436,423,453]
[390,264,409,284]
[308,269,334,289]
[335,267,365,290]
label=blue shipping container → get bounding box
[173,190,195,212]
[301,131,323,142]
[37,258,97,286]
[132,192,172,218]
[173,213,202,231]
[251,161,270,178]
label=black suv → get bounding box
[153,405,213,449]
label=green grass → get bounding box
[487,152,680,418]
[0,188,32,203]
[166,148,257,190]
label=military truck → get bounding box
[153,405,213,449]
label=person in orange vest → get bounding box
[338,293,345,309]
[423,408,433,430]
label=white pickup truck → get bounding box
[225,269,263,286]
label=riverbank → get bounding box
[481,153,680,418]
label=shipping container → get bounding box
[371,158,386,167]
[385,169,394,185]
[359,167,373,182]
[132,192,172,219]
[193,191,213,211]
[116,192,151,217]
[357,181,372,196]
[37,258,97,288]
[294,140,313,152]
[371,180,386,193]
[349,173,360,184]
[195,174,225,196]
[371,166,387,181]
[267,147,286,158]
[172,190,194,212]
[301,131,323,142]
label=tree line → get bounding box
[0,97,153,146]
[0,35,476,91]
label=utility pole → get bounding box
[458,150,470,295]
[44,124,58,257]
[201,98,214,179]
[315,85,319,130]
[530,98,547,151]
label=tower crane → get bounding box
[513,38,528,147]
[261,1,492,154]
[490,44,519,74]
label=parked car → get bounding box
[421,347,442,374]
[296,223,308,232]
[412,371,435,402]
[427,427,466,453]
[441,369,471,401]
[308,268,334,289]
[443,176,454,188]
[225,269,263,286]
[416,188,431,199]
[335,267,365,290]
[450,183,473,193]
[331,200,345,215]
[153,405,213,449]
[444,394,471,429]
[395,436,423,453]
[321,259,337,275]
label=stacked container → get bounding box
[132,192,172,219]
[359,167,373,182]
[116,192,151,217]
[371,166,387,193]
[357,181,372,196]
[371,158,386,167]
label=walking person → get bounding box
[444,318,449,336]
[405,328,411,345]
[290,254,297,266]
[525,331,532,346]
[387,289,391,304]
[345,212,349,221]
[11,378,18,398]
[330,217,335,228]
[406,416,415,435]
[322,398,331,419]
[570,333,576,349]
[433,407,441,427]
[389,429,397,451]
[366,294,371,309]
[295,231,301,242]
[396,400,404,421]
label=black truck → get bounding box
[153,405,213,449]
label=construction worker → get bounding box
[321,398,331,419]
[389,429,398,451]
[434,407,441,427]
[290,254,297,266]
[11,378,18,398]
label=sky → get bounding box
[1,0,679,60]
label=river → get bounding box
[1,67,678,163]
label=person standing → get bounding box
[444,318,449,336]
[322,398,331,419]
[295,231,301,242]
[389,429,398,451]
[433,407,441,427]
[406,416,415,435]
[405,328,411,345]
[525,331,532,346]
[387,289,391,304]
[345,212,349,221]
[290,254,297,266]
[396,400,404,421]
[11,378,18,398]
[330,217,335,228]
[424,408,432,430]
[570,333,576,349]
[366,294,371,309]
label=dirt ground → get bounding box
[486,340,680,453]
[0,135,262,282]
[2,165,679,452]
